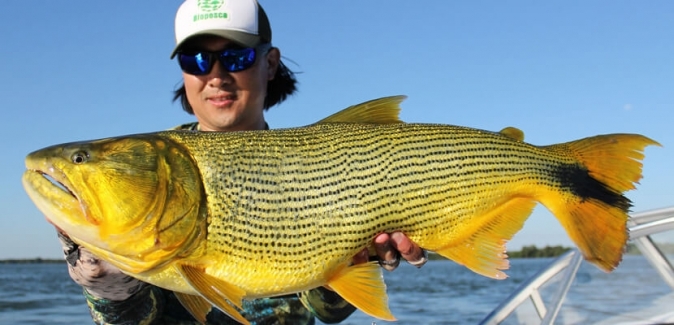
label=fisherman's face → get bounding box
[181,35,279,132]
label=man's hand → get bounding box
[57,232,146,301]
[352,232,428,271]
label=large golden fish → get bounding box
[22,96,658,324]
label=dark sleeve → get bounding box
[299,287,357,324]
[84,285,166,324]
[86,286,344,325]
[85,286,206,325]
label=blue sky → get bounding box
[1,1,672,259]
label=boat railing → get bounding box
[479,206,674,325]
[628,206,674,290]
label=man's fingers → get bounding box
[374,233,401,271]
[76,247,111,278]
[390,232,428,268]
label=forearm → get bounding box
[59,231,197,324]
[84,285,163,325]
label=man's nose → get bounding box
[206,61,232,86]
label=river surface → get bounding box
[0,255,669,324]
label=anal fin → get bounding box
[177,264,249,325]
[174,292,212,324]
[326,262,396,321]
[436,198,536,279]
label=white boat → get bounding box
[480,206,674,325]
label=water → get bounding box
[0,256,669,324]
[0,264,89,324]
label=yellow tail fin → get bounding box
[542,134,660,272]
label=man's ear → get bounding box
[266,47,280,80]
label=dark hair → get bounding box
[172,58,297,114]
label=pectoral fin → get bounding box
[174,292,212,323]
[325,261,396,321]
[177,264,249,325]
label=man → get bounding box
[60,0,428,323]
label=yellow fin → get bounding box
[499,127,525,141]
[555,134,661,193]
[541,134,660,272]
[315,96,405,124]
[177,264,249,325]
[326,262,396,321]
[435,198,537,279]
[174,292,212,323]
[548,199,628,272]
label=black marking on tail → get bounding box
[556,164,632,211]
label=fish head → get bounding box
[22,134,206,273]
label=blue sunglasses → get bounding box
[177,44,271,75]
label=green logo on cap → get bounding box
[193,0,227,21]
[198,0,224,12]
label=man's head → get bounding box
[171,0,296,130]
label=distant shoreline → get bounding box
[0,258,65,264]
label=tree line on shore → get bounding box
[0,257,64,264]
[426,244,573,260]
[507,245,571,258]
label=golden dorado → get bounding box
[23,96,658,324]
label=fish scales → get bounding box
[159,122,575,291]
[23,96,658,324]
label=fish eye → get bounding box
[71,151,89,164]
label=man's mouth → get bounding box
[207,94,236,106]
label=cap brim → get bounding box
[170,30,261,58]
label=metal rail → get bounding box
[479,206,674,325]
[629,207,674,290]
[480,250,583,325]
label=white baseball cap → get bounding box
[170,0,272,58]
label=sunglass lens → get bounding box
[178,52,212,75]
[219,48,256,72]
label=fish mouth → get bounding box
[22,167,84,228]
[25,164,78,200]
[36,169,76,198]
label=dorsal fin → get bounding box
[499,127,525,141]
[315,96,406,124]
